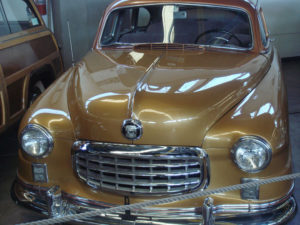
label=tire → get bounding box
[28,80,46,106]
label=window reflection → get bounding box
[194,73,249,92]
[143,84,171,93]
[257,103,275,116]
[142,72,251,95]
[85,92,128,108]
[176,80,200,93]
[164,117,196,124]
[232,89,275,120]
[129,52,144,63]
[137,109,173,121]
[30,108,70,120]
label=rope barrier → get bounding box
[17,172,300,225]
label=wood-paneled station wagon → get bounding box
[12,0,296,224]
[0,0,63,134]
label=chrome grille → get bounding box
[73,142,209,195]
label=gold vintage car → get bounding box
[12,0,296,224]
[0,0,63,134]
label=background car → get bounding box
[0,0,63,134]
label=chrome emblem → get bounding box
[122,119,143,140]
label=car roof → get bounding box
[108,0,261,12]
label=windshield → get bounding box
[100,4,252,49]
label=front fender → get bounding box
[202,48,292,201]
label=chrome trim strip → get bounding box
[72,141,207,157]
[129,56,160,119]
[214,182,294,214]
[98,3,255,52]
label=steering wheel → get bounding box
[195,29,243,46]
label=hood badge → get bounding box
[122,119,143,140]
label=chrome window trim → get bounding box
[98,3,255,51]
[243,0,259,10]
[257,10,269,49]
[257,8,271,54]
[72,141,210,196]
[255,0,261,11]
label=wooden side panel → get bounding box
[0,35,57,78]
[0,30,62,134]
[6,77,25,116]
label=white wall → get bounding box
[52,0,112,68]
[261,0,300,58]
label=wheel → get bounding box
[28,80,46,106]
[195,29,243,46]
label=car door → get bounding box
[0,0,62,133]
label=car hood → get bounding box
[68,49,269,146]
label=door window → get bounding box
[0,3,10,36]
[1,0,41,33]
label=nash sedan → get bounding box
[12,0,296,224]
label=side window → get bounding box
[0,5,10,36]
[102,11,119,44]
[258,9,269,47]
[102,9,134,45]
[2,0,41,33]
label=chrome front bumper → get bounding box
[11,178,297,225]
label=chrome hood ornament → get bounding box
[122,119,143,140]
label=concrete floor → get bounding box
[0,58,299,224]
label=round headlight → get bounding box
[20,124,54,158]
[231,136,272,173]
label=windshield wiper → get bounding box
[101,43,134,48]
[133,43,205,51]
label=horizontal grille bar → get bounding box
[81,174,200,187]
[77,157,200,171]
[78,164,200,176]
[73,141,209,195]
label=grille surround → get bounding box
[72,141,210,196]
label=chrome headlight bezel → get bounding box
[231,136,272,173]
[20,124,54,158]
